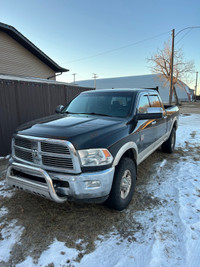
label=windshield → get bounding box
[62,93,134,118]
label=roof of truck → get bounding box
[81,88,158,94]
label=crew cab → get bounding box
[6,89,179,210]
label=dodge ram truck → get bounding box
[6,89,179,210]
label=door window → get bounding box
[138,95,150,113]
[148,95,162,108]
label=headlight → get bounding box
[78,149,113,167]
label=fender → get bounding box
[171,116,178,131]
[169,116,178,131]
[164,116,178,142]
[112,142,138,167]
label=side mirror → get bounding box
[55,105,64,113]
[137,107,163,120]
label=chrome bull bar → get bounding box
[6,162,68,203]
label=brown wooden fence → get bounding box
[0,78,93,156]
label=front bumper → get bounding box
[6,162,115,203]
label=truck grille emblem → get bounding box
[32,149,38,159]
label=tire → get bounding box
[105,157,136,211]
[162,127,176,153]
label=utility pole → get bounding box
[93,73,98,89]
[168,26,200,104]
[195,71,198,101]
[72,73,77,84]
[169,26,200,104]
[169,29,175,105]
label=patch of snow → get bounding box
[176,160,200,267]
[0,207,8,218]
[0,155,10,160]
[159,159,167,168]
[38,240,78,266]
[177,114,200,148]
[0,220,24,263]
[17,239,79,267]
[0,180,15,198]
[76,235,136,267]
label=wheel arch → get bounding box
[112,142,138,168]
[167,117,178,136]
[173,119,178,130]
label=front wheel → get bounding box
[162,127,176,153]
[105,157,136,211]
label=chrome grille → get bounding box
[41,142,70,154]
[15,147,33,162]
[42,155,73,168]
[12,135,80,173]
[15,137,32,149]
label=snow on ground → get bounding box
[0,155,10,160]
[0,208,24,263]
[0,206,8,218]
[16,239,79,267]
[0,220,24,263]
[0,179,15,198]
[1,114,200,266]
[177,114,200,147]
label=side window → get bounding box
[148,95,162,108]
[138,95,150,113]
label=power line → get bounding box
[175,26,200,37]
[175,29,193,45]
[64,30,171,64]
[175,26,200,45]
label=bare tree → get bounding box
[147,41,194,103]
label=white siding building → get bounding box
[77,74,191,103]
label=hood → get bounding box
[17,114,129,149]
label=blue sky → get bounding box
[1,0,200,92]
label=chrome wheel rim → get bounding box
[120,169,132,199]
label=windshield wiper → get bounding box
[63,111,78,114]
[63,111,112,117]
[79,112,111,117]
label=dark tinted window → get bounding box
[148,95,161,108]
[138,95,150,113]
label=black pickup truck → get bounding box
[6,89,179,210]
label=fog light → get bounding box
[85,180,101,189]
